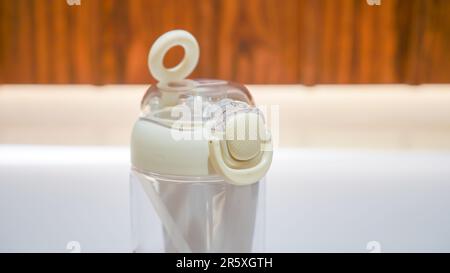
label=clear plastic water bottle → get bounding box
[130,30,273,253]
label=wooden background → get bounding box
[0,0,449,85]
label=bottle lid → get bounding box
[131,30,273,185]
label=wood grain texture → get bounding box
[0,0,449,84]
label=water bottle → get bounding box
[130,30,273,252]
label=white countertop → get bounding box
[1,145,450,252]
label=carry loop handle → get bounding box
[148,30,199,83]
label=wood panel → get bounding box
[216,0,299,83]
[0,0,449,85]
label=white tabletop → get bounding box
[1,145,450,252]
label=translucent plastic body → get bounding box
[130,170,265,252]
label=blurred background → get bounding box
[1,0,450,253]
[1,0,450,85]
[0,0,450,148]
[1,0,450,149]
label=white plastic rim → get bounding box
[148,30,200,83]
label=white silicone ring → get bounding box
[148,30,199,83]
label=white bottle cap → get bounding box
[132,30,273,185]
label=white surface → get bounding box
[0,146,131,252]
[1,145,450,252]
